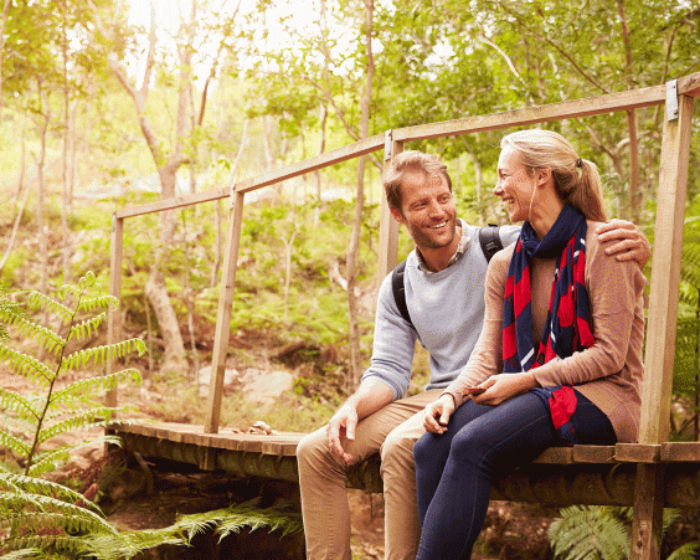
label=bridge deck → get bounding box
[111,421,700,508]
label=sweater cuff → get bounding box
[440,389,464,409]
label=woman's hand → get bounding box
[472,372,536,406]
[423,393,456,434]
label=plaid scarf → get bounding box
[502,204,595,443]
[503,204,594,372]
[503,204,595,444]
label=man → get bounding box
[296,150,649,560]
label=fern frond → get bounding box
[37,408,118,444]
[1,492,112,534]
[61,339,146,371]
[2,534,100,557]
[28,435,122,477]
[1,473,102,513]
[0,431,31,458]
[50,369,142,406]
[0,547,43,559]
[66,312,106,343]
[76,295,118,313]
[667,541,699,560]
[1,511,110,537]
[0,345,54,386]
[0,388,40,420]
[0,314,65,356]
[25,292,72,323]
[549,505,629,560]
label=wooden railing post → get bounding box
[106,213,123,410]
[376,130,403,283]
[630,84,695,560]
[204,190,245,436]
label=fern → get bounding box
[549,505,629,560]
[668,542,700,560]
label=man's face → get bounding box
[392,170,457,251]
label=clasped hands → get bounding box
[423,371,536,434]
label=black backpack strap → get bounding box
[391,259,414,329]
[478,225,503,263]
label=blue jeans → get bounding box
[414,390,616,560]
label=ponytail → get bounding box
[501,130,607,222]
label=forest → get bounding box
[0,0,699,558]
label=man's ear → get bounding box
[390,206,405,224]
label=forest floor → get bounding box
[1,352,557,559]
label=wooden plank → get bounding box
[105,215,123,410]
[630,464,665,560]
[115,187,229,219]
[233,134,384,194]
[393,73,699,142]
[114,135,385,219]
[639,93,695,444]
[532,447,573,464]
[204,191,245,434]
[660,442,700,462]
[376,136,402,283]
[572,445,615,463]
[615,443,661,463]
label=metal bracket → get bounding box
[384,130,393,161]
[229,182,236,209]
[665,79,679,121]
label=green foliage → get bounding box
[549,506,695,560]
[549,506,629,560]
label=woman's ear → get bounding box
[536,167,553,188]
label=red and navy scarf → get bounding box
[502,204,595,443]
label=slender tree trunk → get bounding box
[0,124,28,272]
[36,80,50,295]
[313,103,328,225]
[346,0,374,390]
[0,0,12,114]
[617,0,640,221]
[61,0,71,282]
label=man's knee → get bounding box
[297,428,329,473]
[381,427,417,471]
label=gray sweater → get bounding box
[362,220,520,399]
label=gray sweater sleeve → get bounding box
[360,273,418,400]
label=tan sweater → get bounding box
[445,221,646,442]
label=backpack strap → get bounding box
[391,259,414,329]
[478,225,503,263]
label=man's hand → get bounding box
[326,404,358,465]
[596,220,651,268]
[472,372,535,406]
[423,394,455,434]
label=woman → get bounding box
[413,129,645,559]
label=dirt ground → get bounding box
[2,357,557,559]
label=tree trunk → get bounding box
[617,0,640,221]
[345,0,374,390]
[36,80,50,295]
[61,0,71,282]
[0,124,28,272]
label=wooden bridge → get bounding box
[107,72,700,559]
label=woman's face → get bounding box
[493,145,536,223]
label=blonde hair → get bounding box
[383,150,451,212]
[501,129,607,221]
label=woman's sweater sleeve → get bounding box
[443,248,511,406]
[531,234,646,387]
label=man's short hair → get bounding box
[383,151,452,212]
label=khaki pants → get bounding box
[296,389,442,560]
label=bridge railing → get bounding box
[108,73,699,559]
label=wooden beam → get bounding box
[115,134,385,219]
[639,93,695,444]
[106,214,123,409]
[393,73,700,143]
[204,192,245,434]
[376,133,402,283]
[630,464,665,560]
